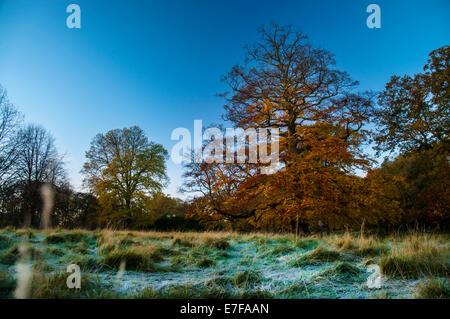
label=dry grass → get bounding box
[29,271,116,299]
[380,234,449,279]
[327,232,388,257]
[416,278,449,299]
[289,246,341,266]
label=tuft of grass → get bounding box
[206,275,234,287]
[136,284,233,299]
[44,231,92,244]
[0,269,15,298]
[380,238,449,279]
[0,235,13,250]
[358,243,388,257]
[318,262,363,282]
[262,245,294,257]
[372,290,392,299]
[48,246,65,256]
[101,246,166,272]
[14,229,35,240]
[0,226,15,233]
[171,255,188,267]
[279,281,314,298]
[289,246,341,266]
[66,254,103,271]
[416,279,449,299]
[232,270,263,287]
[303,246,341,262]
[251,237,273,246]
[29,272,117,299]
[196,257,215,268]
[172,237,195,248]
[73,241,90,254]
[295,239,318,250]
[117,237,135,247]
[330,232,358,250]
[32,261,54,272]
[204,238,230,250]
[238,255,255,266]
[0,244,44,265]
[1,245,21,264]
[99,243,116,255]
[361,257,377,266]
[328,232,388,257]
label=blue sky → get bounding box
[0,0,448,198]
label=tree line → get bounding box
[182,25,449,233]
[0,24,448,233]
[0,90,191,230]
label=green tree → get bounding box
[82,126,168,228]
[374,46,449,229]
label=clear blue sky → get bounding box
[0,0,448,198]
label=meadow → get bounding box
[0,228,448,299]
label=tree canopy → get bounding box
[82,126,168,228]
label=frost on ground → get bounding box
[0,229,448,299]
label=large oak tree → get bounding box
[82,126,168,227]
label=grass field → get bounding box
[0,228,448,299]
